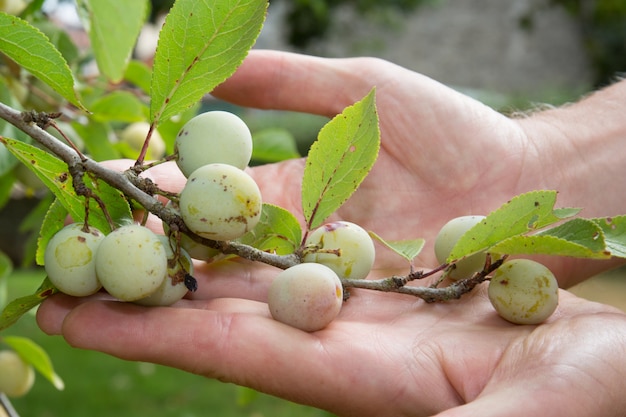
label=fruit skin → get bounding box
[175,111,253,177]
[268,263,343,332]
[302,221,375,280]
[434,215,488,280]
[179,163,262,241]
[119,121,166,160]
[95,224,167,301]
[44,223,105,297]
[488,259,559,325]
[135,235,193,306]
[0,350,35,398]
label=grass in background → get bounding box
[4,268,333,417]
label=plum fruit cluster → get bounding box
[435,215,559,324]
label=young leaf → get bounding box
[77,0,148,82]
[302,88,380,229]
[2,336,64,390]
[592,216,626,258]
[0,12,83,109]
[0,137,132,233]
[149,0,268,125]
[448,190,579,261]
[369,231,425,263]
[237,203,302,255]
[0,277,57,331]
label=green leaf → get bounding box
[0,137,132,233]
[0,251,12,309]
[124,59,153,94]
[237,204,302,255]
[71,120,120,161]
[302,89,380,229]
[592,215,626,258]
[150,0,268,124]
[2,336,64,390]
[251,128,301,164]
[369,231,425,263]
[77,0,148,82]
[0,12,83,109]
[90,91,148,123]
[35,198,68,266]
[0,277,57,331]
[449,190,579,261]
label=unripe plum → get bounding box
[179,163,262,241]
[44,223,105,296]
[95,224,167,301]
[135,235,193,306]
[175,111,253,177]
[488,259,559,325]
[268,263,343,332]
[434,215,487,280]
[0,350,35,398]
[162,201,221,261]
[119,121,166,159]
[302,221,375,280]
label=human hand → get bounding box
[37,50,626,416]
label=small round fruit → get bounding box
[179,163,262,241]
[162,201,221,262]
[119,121,166,159]
[434,215,487,280]
[44,223,105,296]
[488,259,559,325]
[268,263,343,332]
[95,224,167,301]
[175,111,253,177]
[135,236,193,306]
[302,221,375,280]
[0,350,35,398]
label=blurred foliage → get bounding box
[526,0,626,86]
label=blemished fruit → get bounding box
[44,223,105,296]
[162,201,221,261]
[179,163,262,241]
[175,111,253,177]
[119,121,166,159]
[135,236,193,306]
[434,215,488,280]
[302,221,375,280]
[488,259,559,325]
[268,263,343,332]
[0,350,35,398]
[95,224,167,301]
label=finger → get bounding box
[212,50,382,117]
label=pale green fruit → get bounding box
[135,236,193,306]
[162,201,221,262]
[434,215,487,280]
[0,0,27,15]
[95,224,167,301]
[44,223,105,296]
[303,221,375,280]
[0,350,35,398]
[119,121,166,159]
[488,259,559,325]
[179,163,262,241]
[268,263,343,332]
[175,111,253,177]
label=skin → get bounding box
[37,50,626,417]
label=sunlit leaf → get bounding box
[369,231,425,263]
[2,336,64,390]
[77,0,148,82]
[0,277,57,331]
[0,137,132,233]
[302,88,379,229]
[0,12,83,109]
[150,0,268,124]
[449,190,579,261]
[238,204,302,255]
